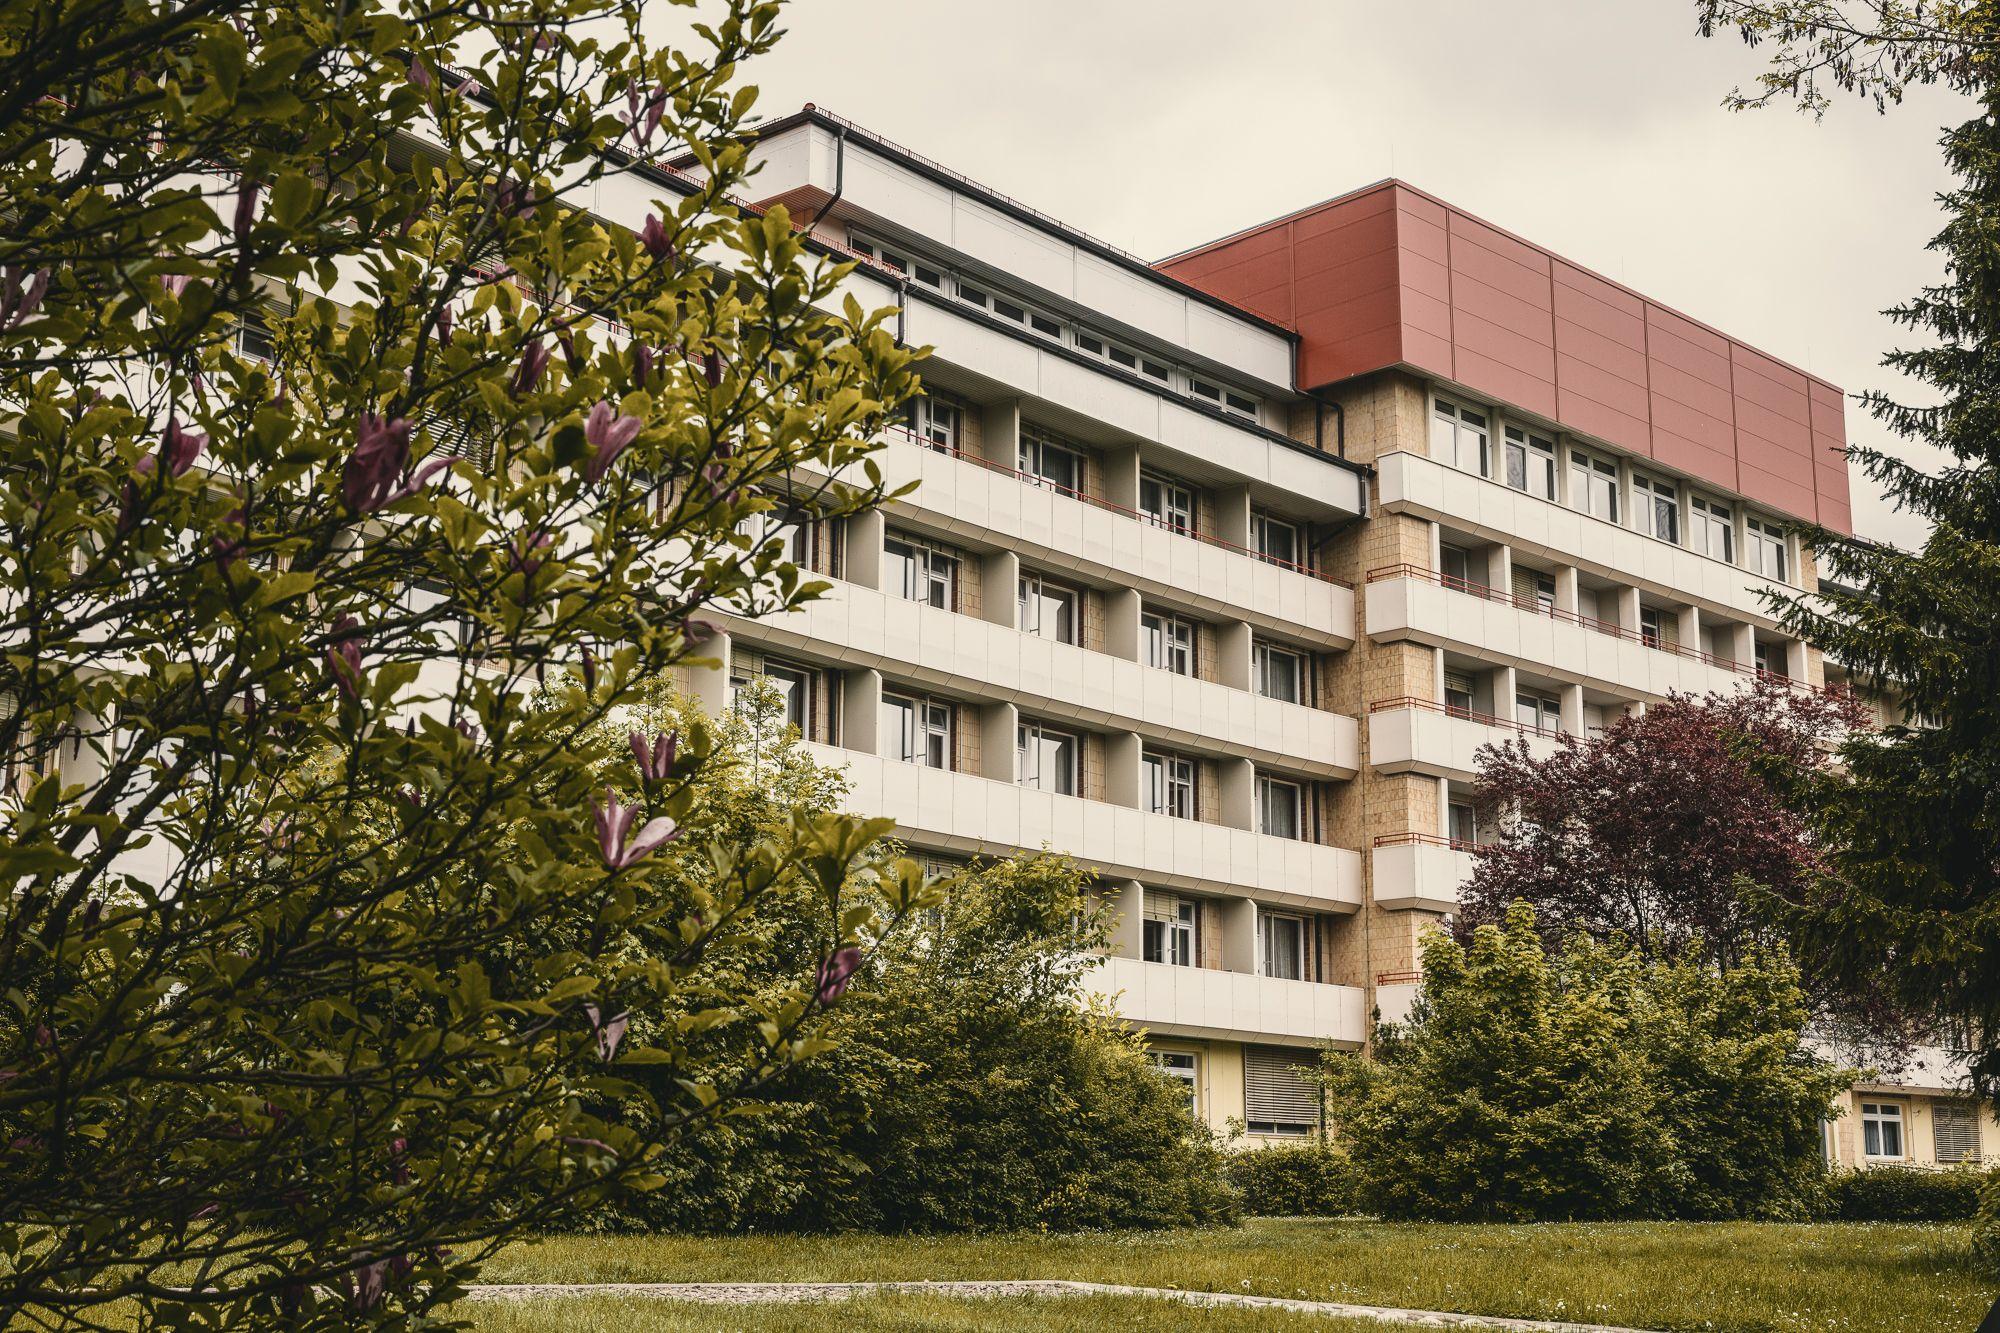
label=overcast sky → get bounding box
[721,0,1968,548]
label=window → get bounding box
[1076,332,1172,383]
[1142,611,1195,676]
[848,234,939,289]
[1431,397,1490,477]
[1139,471,1195,535]
[728,659,814,736]
[233,307,277,362]
[1018,426,1084,496]
[1862,1102,1906,1160]
[1243,1046,1321,1136]
[1251,511,1302,569]
[1018,572,1078,645]
[1254,642,1304,704]
[1447,799,1478,846]
[1439,544,1473,588]
[1444,668,1475,717]
[910,395,962,452]
[1934,1101,1982,1165]
[1143,893,1197,967]
[738,499,812,568]
[1261,912,1305,981]
[1258,775,1304,841]
[1016,720,1078,795]
[882,694,952,769]
[1516,690,1561,735]
[1634,473,1680,544]
[1690,496,1734,562]
[954,279,990,309]
[1570,450,1619,522]
[884,534,958,610]
[1639,605,1665,650]
[1747,516,1788,582]
[1150,1051,1199,1116]
[1503,425,1557,500]
[1754,640,1787,680]
[1513,567,1557,614]
[1143,751,1196,820]
[1188,374,1258,420]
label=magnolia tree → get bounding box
[0,0,928,1325]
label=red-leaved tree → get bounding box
[1459,680,1865,969]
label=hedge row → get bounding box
[1226,1145,1990,1223]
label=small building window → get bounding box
[1243,1046,1321,1137]
[1142,611,1196,676]
[1747,516,1789,582]
[1018,572,1079,645]
[1634,472,1680,545]
[1254,641,1304,704]
[1139,471,1196,535]
[1149,1050,1200,1116]
[1570,449,1619,522]
[1143,751,1197,820]
[1143,893,1197,967]
[884,533,960,610]
[1934,1101,1982,1165]
[1690,496,1735,563]
[1503,425,1557,500]
[1016,720,1079,795]
[1251,511,1302,570]
[1431,396,1490,478]
[910,394,962,452]
[882,693,953,769]
[1257,774,1304,841]
[1019,426,1084,496]
[1862,1101,1906,1160]
[1261,912,1305,980]
[1517,690,1561,735]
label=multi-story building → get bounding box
[662,105,1854,1141]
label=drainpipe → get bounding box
[1311,390,1346,459]
[802,123,848,232]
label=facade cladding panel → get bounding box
[1158,181,1853,532]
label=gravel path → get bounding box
[463,1278,1661,1331]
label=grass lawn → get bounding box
[476,1217,1994,1333]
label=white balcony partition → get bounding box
[811,744,1361,912]
[1087,955,1366,1049]
[731,581,1357,777]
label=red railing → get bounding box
[882,425,1352,587]
[1372,830,1482,853]
[1368,693,1569,741]
[1364,562,1817,691]
[1376,970,1422,986]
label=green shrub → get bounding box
[1974,1170,2000,1278]
[1829,1166,1986,1221]
[1227,1143,1359,1216]
[1321,903,1851,1222]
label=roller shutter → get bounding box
[1934,1101,1981,1164]
[1243,1046,1321,1136]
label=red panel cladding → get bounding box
[1155,179,1853,529]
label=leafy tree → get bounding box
[0,0,926,1324]
[1323,903,1847,1221]
[571,684,1238,1234]
[1461,682,1860,968]
[1694,1,2000,1106]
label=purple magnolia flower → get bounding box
[406,55,431,89]
[816,947,864,1005]
[341,415,450,513]
[579,644,598,693]
[162,418,206,477]
[583,401,642,483]
[160,273,191,298]
[233,176,260,238]
[350,1259,387,1312]
[389,1136,410,1186]
[593,789,679,870]
[632,342,655,382]
[451,75,480,99]
[629,729,677,782]
[508,526,553,578]
[702,349,723,388]
[626,86,667,148]
[1,266,48,328]
[433,304,454,346]
[326,615,365,701]
[639,214,673,261]
[584,1003,629,1061]
[212,507,246,569]
[555,324,580,373]
[511,339,550,397]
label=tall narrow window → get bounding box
[1754,640,1785,680]
[1149,1050,1199,1115]
[1570,450,1619,522]
[1144,751,1196,819]
[1139,471,1196,535]
[1018,572,1079,645]
[1253,642,1304,704]
[1444,668,1475,717]
[1503,425,1557,500]
[1142,611,1196,676]
[1439,544,1473,588]
[1862,1102,1906,1160]
[1261,912,1305,981]
[1639,605,1665,650]
[882,694,952,769]
[1251,512,1301,569]
[1512,567,1557,614]
[1516,691,1561,735]
[1747,517,1788,582]
[1447,799,1478,846]
[1690,496,1735,562]
[1633,473,1680,544]
[764,661,813,735]
[911,395,962,452]
[1431,397,1490,477]
[884,534,959,610]
[1257,775,1303,840]
[1018,426,1084,496]
[1143,894,1197,967]
[1016,720,1078,795]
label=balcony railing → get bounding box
[1367,693,1570,742]
[1372,830,1482,853]
[1375,969,1422,986]
[1364,562,1815,691]
[889,424,1352,587]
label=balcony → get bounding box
[1370,831,1477,914]
[1364,565,1803,703]
[1087,954,1366,1049]
[1374,973,1421,1027]
[729,579,1357,778]
[1375,451,1796,629]
[809,743,1362,911]
[800,428,1355,649]
[1366,696,1566,783]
